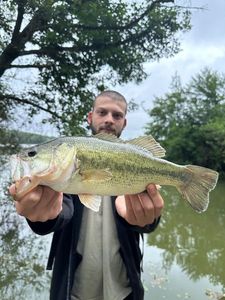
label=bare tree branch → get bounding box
[11,1,26,42]
[8,64,53,69]
[0,6,51,76]
[0,93,62,120]
[19,26,156,58]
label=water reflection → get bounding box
[0,167,51,300]
[147,182,225,293]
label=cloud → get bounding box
[186,0,225,46]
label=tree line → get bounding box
[145,68,225,177]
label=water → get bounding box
[0,161,224,300]
[0,164,52,300]
[143,183,225,300]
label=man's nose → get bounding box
[104,113,114,124]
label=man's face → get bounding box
[87,96,127,137]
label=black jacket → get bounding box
[28,194,160,300]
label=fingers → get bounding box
[116,183,164,227]
[123,195,138,224]
[9,184,16,195]
[146,184,164,219]
[124,193,152,226]
[130,192,158,226]
[14,185,44,208]
[41,190,63,222]
[9,183,39,202]
[9,184,63,222]
[137,192,155,224]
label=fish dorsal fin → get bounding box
[127,135,166,158]
[94,133,124,143]
[78,194,102,212]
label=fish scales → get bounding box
[63,138,209,196]
[77,144,185,189]
[69,142,151,195]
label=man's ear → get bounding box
[87,111,92,125]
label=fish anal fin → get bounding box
[127,135,166,158]
[79,194,102,212]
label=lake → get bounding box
[0,164,224,300]
[143,182,225,300]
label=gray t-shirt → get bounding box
[71,197,132,300]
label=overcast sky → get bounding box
[116,0,225,139]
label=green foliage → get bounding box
[0,128,53,166]
[0,128,21,163]
[145,68,225,175]
[0,0,191,135]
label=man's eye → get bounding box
[98,110,106,116]
[27,150,37,157]
[113,113,123,119]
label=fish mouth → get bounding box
[10,155,20,181]
[10,155,32,181]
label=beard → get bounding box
[89,123,122,138]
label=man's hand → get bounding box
[9,184,63,222]
[115,184,164,227]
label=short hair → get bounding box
[93,90,127,113]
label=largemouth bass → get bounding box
[10,134,219,213]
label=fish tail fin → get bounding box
[177,165,219,213]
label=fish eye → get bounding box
[27,150,37,157]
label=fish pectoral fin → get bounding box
[78,194,102,212]
[15,176,40,198]
[80,169,112,182]
[127,136,166,158]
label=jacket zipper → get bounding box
[66,239,73,300]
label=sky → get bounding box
[115,0,225,139]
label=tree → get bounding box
[145,68,225,175]
[0,0,191,136]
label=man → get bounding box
[9,90,164,300]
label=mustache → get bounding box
[99,126,116,132]
[99,125,115,131]
[89,123,120,137]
